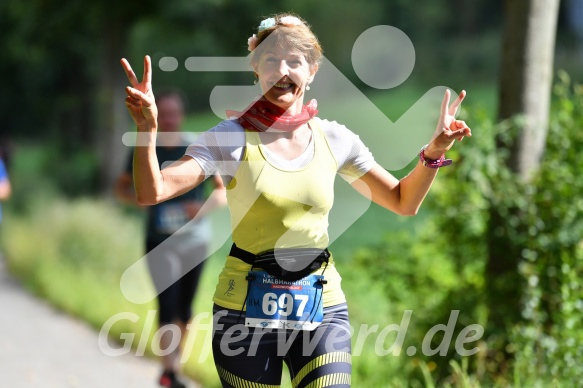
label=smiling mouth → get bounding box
[272,82,295,91]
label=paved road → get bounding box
[0,256,197,388]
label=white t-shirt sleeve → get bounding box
[316,118,376,182]
[184,120,245,179]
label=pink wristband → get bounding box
[419,144,452,169]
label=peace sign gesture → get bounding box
[120,55,158,130]
[426,89,472,158]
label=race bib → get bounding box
[153,203,188,234]
[245,271,324,331]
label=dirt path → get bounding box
[0,256,198,388]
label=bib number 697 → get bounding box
[262,292,308,317]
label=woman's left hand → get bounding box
[425,89,472,159]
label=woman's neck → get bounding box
[278,99,304,116]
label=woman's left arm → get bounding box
[351,89,471,216]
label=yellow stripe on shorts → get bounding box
[216,365,280,388]
[291,352,352,387]
[304,373,351,388]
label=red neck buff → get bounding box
[226,98,318,132]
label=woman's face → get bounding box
[254,44,317,114]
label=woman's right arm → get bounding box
[121,55,205,205]
[133,143,205,205]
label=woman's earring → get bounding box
[253,79,258,85]
[306,84,311,91]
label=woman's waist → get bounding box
[215,254,345,310]
[223,252,337,273]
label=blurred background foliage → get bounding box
[353,72,583,386]
[1,0,582,386]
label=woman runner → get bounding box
[121,13,471,387]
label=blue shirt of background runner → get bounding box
[0,159,8,223]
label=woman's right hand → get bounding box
[120,55,158,130]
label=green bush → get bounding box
[352,71,583,385]
[510,72,583,382]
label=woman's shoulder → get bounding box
[207,119,245,134]
[193,119,246,146]
[185,119,246,176]
[313,116,374,171]
[314,117,357,140]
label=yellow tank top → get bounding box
[213,119,347,309]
